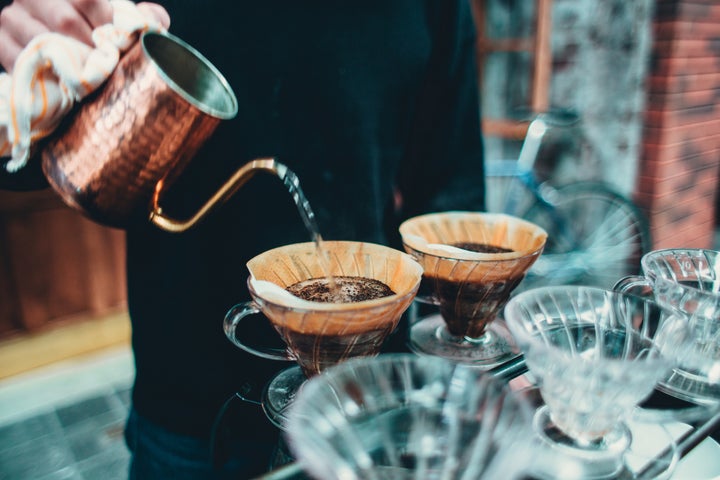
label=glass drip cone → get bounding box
[623,249,720,405]
[399,212,547,365]
[284,354,539,480]
[224,241,424,429]
[505,287,693,479]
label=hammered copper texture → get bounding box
[41,36,222,229]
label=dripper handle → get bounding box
[149,157,287,233]
[616,275,720,426]
[613,275,653,298]
[223,302,292,361]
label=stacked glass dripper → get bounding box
[615,248,720,405]
[284,353,540,480]
[504,285,694,479]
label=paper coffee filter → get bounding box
[399,212,547,282]
[247,241,422,297]
[245,241,423,335]
[249,278,320,309]
[399,211,547,260]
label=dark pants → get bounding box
[124,408,279,479]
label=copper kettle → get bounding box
[42,31,283,233]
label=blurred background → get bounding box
[0,0,718,478]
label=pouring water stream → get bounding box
[277,164,337,290]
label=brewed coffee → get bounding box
[400,212,547,365]
[428,275,524,338]
[429,243,518,337]
[451,242,514,254]
[286,276,395,303]
[282,327,395,377]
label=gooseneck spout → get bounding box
[149,157,287,233]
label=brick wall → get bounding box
[637,0,720,249]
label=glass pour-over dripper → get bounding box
[615,248,720,406]
[504,286,693,479]
[223,240,423,428]
[399,211,547,367]
[284,353,539,480]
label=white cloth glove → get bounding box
[0,0,165,172]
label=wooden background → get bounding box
[0,189,129,377]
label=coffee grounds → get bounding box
[451,242,514,254]
[286,276,395,303]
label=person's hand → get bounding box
[0,0,170,72]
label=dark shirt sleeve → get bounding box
[396,0,485,219]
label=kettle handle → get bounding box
[149,157,287,233]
